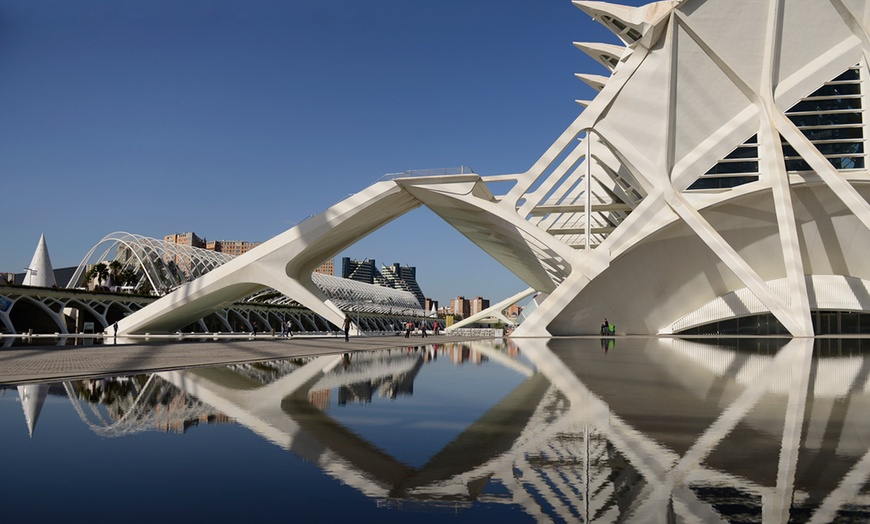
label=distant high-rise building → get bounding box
[313,259,334,276]
[505,304,523,319]
[341,257,376,284]
[164,233,261,256]
[165,232,206,249]
[208,239,260,256]
[450,296,470,318]
[380,263,425,307]
[470,296,490,316]
[342,257,427,307]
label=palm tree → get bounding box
[93,263,109,289]
[108,260,123,286]
[120,268,138,290]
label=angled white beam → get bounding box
[117,181,422,335]
[447,287,536,331]
[662,187,805,335]
[758,0,813,336]
[629,338,813,517]
[529,203,633,214]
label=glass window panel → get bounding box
[841,312,860,334]
[810,83,862,97]
[705,161,759,175]
[834,68,860,82]
[688,175,759,190]
[723,147,759,160]
[819,311,838,334]
[789,98,863,112]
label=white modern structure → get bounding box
[22,234,56,288]
[118,0,870,337]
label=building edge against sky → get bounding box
[104,0,870,337]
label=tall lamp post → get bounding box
[354,300,374,336]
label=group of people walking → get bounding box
[248,319,293,337]
[280,319,293,338]
[246,315,444,342]
[403,320,439,338]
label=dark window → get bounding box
[677,311,870,335]
[784,66,864,173]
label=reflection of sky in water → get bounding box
[326,354,528,468]
[0,342,536,522]
[6,338,870,522]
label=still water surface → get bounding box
[4,337,870,522]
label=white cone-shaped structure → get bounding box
[23,234,56,287]
[17,384,49,437]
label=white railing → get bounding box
[446,327,504,337]
[378,166,475,182]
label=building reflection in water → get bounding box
[13,336,870,521]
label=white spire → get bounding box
[573,41,627,72]
[575,73,610,92]
[23,234,56,288]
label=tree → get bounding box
[108,260,123,287]
[120,268,138,289]
[93,263,109,289]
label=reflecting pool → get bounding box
[5,337,870,522]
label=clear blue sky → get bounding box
[0,0,644,305]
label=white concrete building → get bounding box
[118,0,870,337]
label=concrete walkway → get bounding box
[0,333,494,385]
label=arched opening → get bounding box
[9,298,63,334]
[202,312,231,333]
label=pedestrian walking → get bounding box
[343,314,351,342]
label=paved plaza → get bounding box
[0,333,495,385]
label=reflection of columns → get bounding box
[766,338,814,523]
[520,338,830,523]
[809,445,870,524]
[519,339,721,522]
[156,350,547,502]
[158,356,341,449]
[627,338,813,520]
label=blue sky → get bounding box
[0,0,644,305]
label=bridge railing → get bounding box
[445,327,504,338]
[377,166,475,182]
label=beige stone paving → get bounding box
[0,334,491,385]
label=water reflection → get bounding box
[8,337,870,521]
